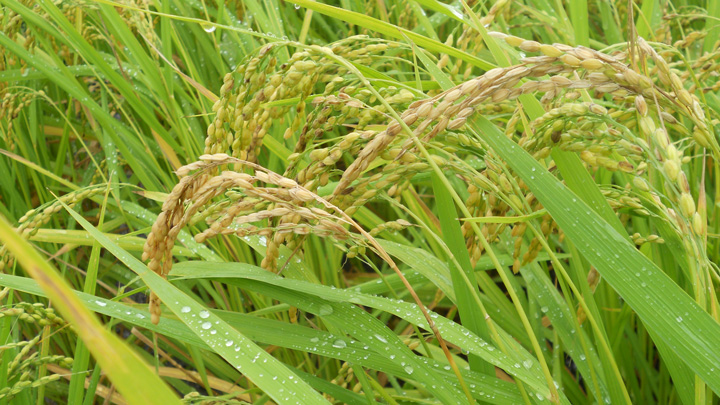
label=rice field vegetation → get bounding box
[1,0,720,404]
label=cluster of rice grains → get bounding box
[0,291,71,402]
[141,153,364,323]
[0,186,106,273]
[144,33,716,321]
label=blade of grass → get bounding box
[431,173,496,376]
[635,0,659,39]
[569,0,589,46]
[705,0,720,53]
[522,263,608,401]
[69,183,111,404]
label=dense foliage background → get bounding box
[1,0,720,404]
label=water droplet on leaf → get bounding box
[318,304,333,316]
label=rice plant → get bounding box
[1,0,720,404]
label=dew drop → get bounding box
[374,334,388,343]
[199,310,210,319]
[95,300,107,307]
[317,304,333,316]
[202,24,216,33]
[404,366,414,374]
[332,339,346,349]
[202,322,212,329]
[523,360,533,369]
[181,306,191,313]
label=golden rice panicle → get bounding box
[204,38,404,164]
[143,154,362,318]
[144,155,246,323]
[331,38,652,196]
